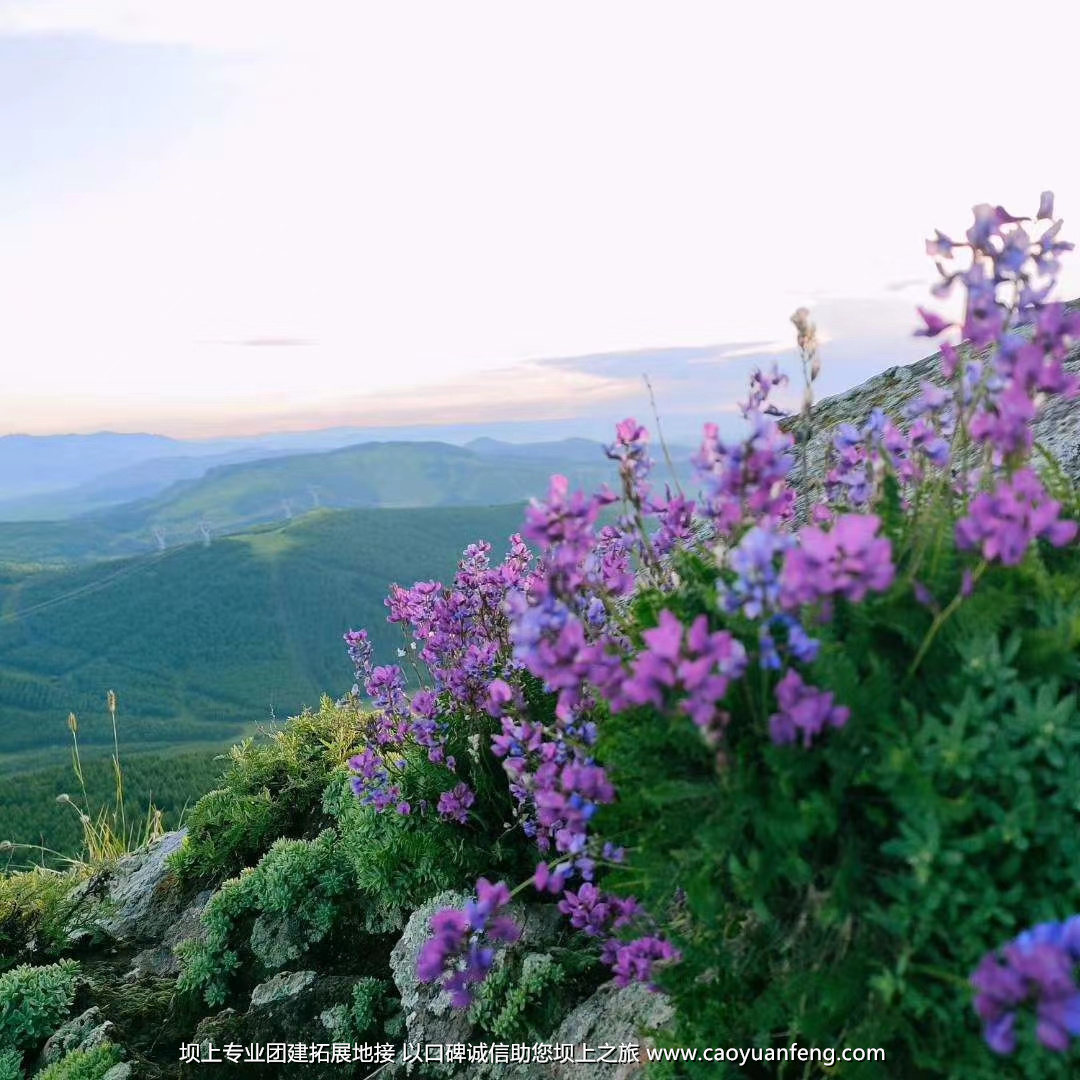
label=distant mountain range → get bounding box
[0,418,647,508]
[0,436,693,564]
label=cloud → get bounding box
[18,354,641,438]
[227,337,315,348]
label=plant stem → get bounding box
[907,561,987,676]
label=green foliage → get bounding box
[0,1048,21,1080]
[32,1042,122,1080]
[469,948,603,1042]
[0,868,93,971]
[327,727,534,934]
[171,699,362,885]
[596,531,1080,1077]
[324,978,403,1044]
[0,959,79,1052]
[328,782,458,933]
[177,830,355,1007]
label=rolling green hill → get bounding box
[0,503,529,775]
[0,438,646,564]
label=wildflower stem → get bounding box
[907,963,974,990]
[643,374,684,498]
[108,690,127,844]
[907,561,988,677]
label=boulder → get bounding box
[95,830,190,945]
[389,891,477,1058]
[546,981,675,1080]
[37,1006,119,1069]
[126,887,213,979]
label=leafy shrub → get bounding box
[0,959,79,1052]
[170,699,362,885]
[177,829,355,1006]
[32,1042,121,1080]
[0,868,92,971]
[323,977,403,1044]
[469,947,602,1041]
[0,1048,21,1080]
[327,763,531,934]
[595,543,1080,1077]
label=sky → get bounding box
[2,0,1079,440]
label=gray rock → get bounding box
[127,887,212,978]
[188,973,360,1079]
[101,1065,133,1080]
[249,969,318,1009]
[38,1007,118,1068]
[546,981,675,1080]
[95,829,190,944]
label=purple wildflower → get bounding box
[417,879,521,1008]
[437,782,476,825]
[955,469,1077,566]
[780,514,895,609]
[971,917,1080,1054]
[768,669,849,747]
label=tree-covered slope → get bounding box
[0,504,528,770]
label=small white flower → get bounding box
[397,648,406,658]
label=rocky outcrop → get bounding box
[389,892,478,1055]
[65,828,212,981]
[36,1007,119,1070]
[95,830,189,944]
[782,299,1080,518]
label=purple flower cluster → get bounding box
[416,878,521,1008]
[722,526,819,670]
[387,537,533,720]
[559,883,680,989]
[694,370,796,540]
[767,668,849,747]
[971,918,1080,1054]
[348,746,407,813]
[437,782,476,825]
[344,540,538,819]
[779,514,895,609]
[956,468,1077,566]
[824,403,949,513]
[604,936,683,991]
[616,610,747,744]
